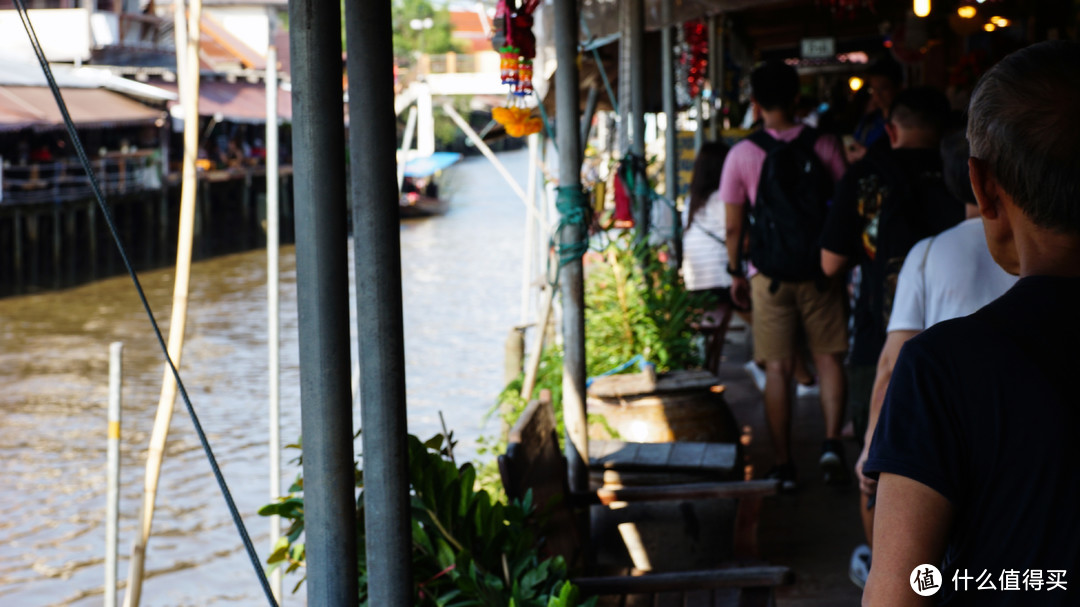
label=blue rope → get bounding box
[548,185,591,286]
[586,354,653,388]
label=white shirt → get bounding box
[681,191,731,291]
[888,218,1018,332]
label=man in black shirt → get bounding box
[863,40,1080,605]
[821,86,964,465]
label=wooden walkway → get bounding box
[718,319,864,606]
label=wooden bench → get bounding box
[590,439,740,486]
[498,394,793,606]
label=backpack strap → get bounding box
[793,126,820,150]
[747,129,780,154]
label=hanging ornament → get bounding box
[499,46,520,85]
[491,0,542,138]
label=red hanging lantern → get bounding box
[681,20,708,99]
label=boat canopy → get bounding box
[403,152,462,178]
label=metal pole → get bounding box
[344,0,412,604]
[397,105,417,191]
[554,0,588,493]
[105,341,122,607]
[694,95,705,152]
[661,0,677,205]
[289,0,357,602]
[521,133,539,326]
[265,39,283,605]
[629,0,649,242]
[707,14,718,141]
[715,15,725,133]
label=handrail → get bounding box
[1,152,161,204]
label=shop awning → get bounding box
[0,86,166,132]
[161,80,292,124]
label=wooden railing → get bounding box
[1,150,161,205]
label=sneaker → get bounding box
[820,439,851,485]
[849,544,872,588]
[744,360,767,393]
[766,463,798,493]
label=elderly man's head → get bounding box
[968,41,1080,236]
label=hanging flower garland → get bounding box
[492,0,543,138]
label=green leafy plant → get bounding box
[260,434,597,607]
[585,233,714,374]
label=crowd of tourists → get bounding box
[681,40,1080,605]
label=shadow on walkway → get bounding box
[718,319,865,607]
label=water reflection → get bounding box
[0,149,529,605]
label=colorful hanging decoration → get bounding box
[681,20,708,100]
[491,0,542,138]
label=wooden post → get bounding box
[65,206,76,284]
[13,208,23,290]
[87,201,97,280]
[52,206,61,289]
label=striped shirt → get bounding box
[682,191,731,291]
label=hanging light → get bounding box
[957,6,976,18]
[984,22,996,31]
[991,16,1010,27]
[849,76,864,92]
[914,0,931,18]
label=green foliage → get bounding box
[260,434,596,607]
[584,233,713,374]
[391,0,463,58]
[477,235,709,492]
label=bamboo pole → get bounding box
[123,0,200,603]
[441,103,550,233]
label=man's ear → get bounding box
[969,157,999,219]
[885,121,899,148]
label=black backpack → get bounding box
[744,127,834,282]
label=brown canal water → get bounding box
[0,150,532,605]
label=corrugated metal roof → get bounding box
[159,80,291,123]
[0,86,165,132]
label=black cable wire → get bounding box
[12,3,279,605]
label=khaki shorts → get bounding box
[750,273,848,362]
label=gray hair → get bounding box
[967,40,1080,234]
